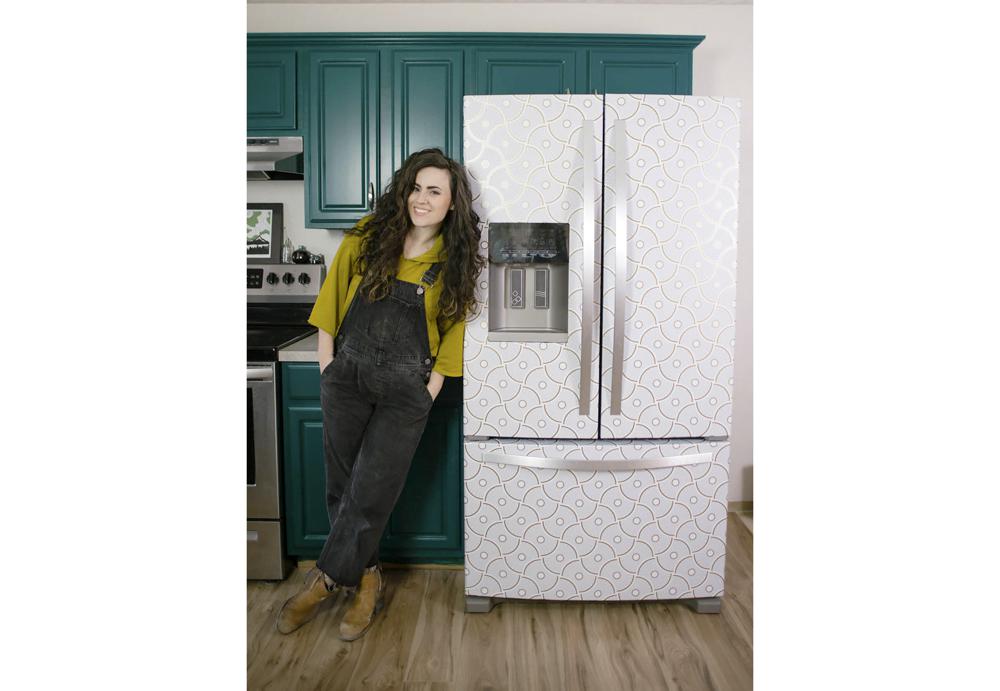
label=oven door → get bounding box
[247,363,280,519]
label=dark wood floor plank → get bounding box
[635,602,714,691]
[345,569,429,688]
[559,604,598,691]
[505,600,568,690]
[451,596,510,689]
[583,602,672,690]
[403,570,458,684]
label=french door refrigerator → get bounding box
[462,94,741,613]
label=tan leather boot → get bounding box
[338,564,386,641]
[276,568,337,634]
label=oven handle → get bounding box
[247,367,273,382]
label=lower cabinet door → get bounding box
[463,439,729,601]
[380,396,464,563]
[282,402,329,556]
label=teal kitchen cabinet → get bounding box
[376,381,464,562]
[472,47,582,95]
[247,48,299,132]
[280,363,328,556]
[588,45,696,95]
[305,49,380,228]
[307,47,464,228]
[281,362,464,564]
[382,48,465,193]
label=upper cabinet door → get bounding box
[248,49,298,132]
[600,95,741,440]
[473,48,582,95]
[306,49,379,228]
[463,95,603,439]
[383,48,464,191]
[589,48,694,95]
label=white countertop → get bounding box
[278,332,319,362]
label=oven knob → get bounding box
[297,273,311,285]
[266,272,279,285]
[282,272,295,285]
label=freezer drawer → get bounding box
[464,439,728,602]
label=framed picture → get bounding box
[247,203,284,264]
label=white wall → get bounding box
[248,2,753,502]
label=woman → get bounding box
[276,148,485,641]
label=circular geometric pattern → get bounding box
[463,438,729,601]
[463,95,739,442]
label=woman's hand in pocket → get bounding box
[426,371,445,401]
[317,330,335,375]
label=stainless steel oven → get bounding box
[247,362,291,580]
[247,262,325,580]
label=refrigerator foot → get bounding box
[681,597,722,614]
[465,595,498,613]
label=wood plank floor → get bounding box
[248,511,753,690]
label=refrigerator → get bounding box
[462,94,740,613]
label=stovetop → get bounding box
[248,263,325,363]
[247,325,316,363]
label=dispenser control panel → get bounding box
[488,223,569,264]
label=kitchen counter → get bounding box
[278,332,319,362]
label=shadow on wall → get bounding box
[742,464,753,504]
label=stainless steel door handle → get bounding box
[482,451,713,471]
[579,120,595,416]
[247,367,273,382]
[367,181,375,209]
[610,119,627,415]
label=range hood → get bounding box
[247,136,303,181]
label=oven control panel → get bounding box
[247,264,325,302]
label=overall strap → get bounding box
[420,262,443,287]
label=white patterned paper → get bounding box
[601,95,741,438]
[464,439,729,601]
[463,95,603,438]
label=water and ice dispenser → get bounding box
[487,223,569,342]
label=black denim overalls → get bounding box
[315,263,442,587]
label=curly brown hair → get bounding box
[351,148,486,325]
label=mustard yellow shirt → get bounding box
[308,218,466,377]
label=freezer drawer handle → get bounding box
[610,119,628,416]
[481,451,713,471]
[579,119,596,416]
